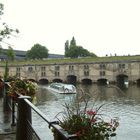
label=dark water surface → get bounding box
[32,84,140,140]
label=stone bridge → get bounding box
[0,60,140,85]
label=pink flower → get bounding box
[86,110,96,116]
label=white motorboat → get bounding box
[47,83,77,94]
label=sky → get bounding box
[1,0,140,56]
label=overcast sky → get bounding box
[1,0,140,56]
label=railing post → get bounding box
[3,83,11,112]
[16,96,32,140]
[11,97,16,126]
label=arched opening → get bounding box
[52,79,63,83]
[67,75,77,85]
[27,79,36,82]
[136,79,140,86]
[81,79,92,85]
[97,78,108,85]
[116,74,128,88]
[38,79,49,85]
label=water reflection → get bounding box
[33,84,140,140]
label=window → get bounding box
[28,67,33,72]
[41,66,46,71]
[119,64,125,69]
[54,66,60,76]
[99,64,106,69]
[41,72,46,77]
[55,71,59,76]
[16,67,20,72]
[84,71,89,76]
[84,65,89,69]
[69,65,74,70]
[16,67,20,77]
[100,71,105,76]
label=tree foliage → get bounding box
[4,60,9,81]
[6,46,15,61]
[65,37,97,58]
[26,43,49,59]
[0,3,19,51]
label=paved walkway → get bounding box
[0,97,16,140]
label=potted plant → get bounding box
[55,90,119,140]
[7,78,37,102]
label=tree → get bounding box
[0,3,19,48]
[64,37,97,58]
[6,46,15,61]
[67,45,79,58]
[64,40,69,56]
[70,36,76,46]
[26,43,49,59]
[4,60,9,81]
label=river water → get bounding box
[32,84,140,140]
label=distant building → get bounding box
[0,49,64,60]
[48,53,64,59]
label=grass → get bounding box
[0,55,140,66]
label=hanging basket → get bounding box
[8,78,37,102]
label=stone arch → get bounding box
[38,78,49,85]
[97,78,108,85]
[81,78,92,85]
[136,79,140,86]
[116,74,128,88]
[52,79,63,83]
[67,75,77,85]
[27,78,36,82]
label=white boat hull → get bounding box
[47,83,77,94]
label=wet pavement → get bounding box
[0,96,16,140]
[0,134,16,140]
